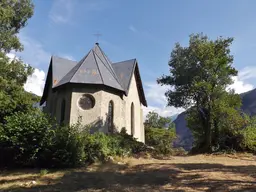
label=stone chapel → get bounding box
[40,43,147,142]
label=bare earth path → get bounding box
[0,154,255,192]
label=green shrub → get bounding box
[240,116,256,153]
[145,127,176,155]
[83,129,146,163]
[38,122,87,168]
[84,132,111,163]
[0,109,155,168]
[0,109,53,167]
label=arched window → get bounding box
[108,101,114,133]
[60,99,65,124]
[131,102,135,136]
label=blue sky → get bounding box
[18,0,256,117]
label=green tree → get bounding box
[0,0,34,52]
[0,0,36,123]
[157,33,239,152]
[144,111,175,129]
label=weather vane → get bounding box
[93,32,102,43]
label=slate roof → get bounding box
[40,43,147,106]
[51,56,77,87]
[55,44,123,91]
[112,59,136,94]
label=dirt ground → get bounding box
[0,154,255,192]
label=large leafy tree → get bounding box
[0,0,36,123]
[157,33,240,152]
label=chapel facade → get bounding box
[40,43,147,142]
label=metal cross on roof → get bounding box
[93,33,102,43]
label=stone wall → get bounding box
[45,73,145,143]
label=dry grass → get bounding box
[0,154,255,192]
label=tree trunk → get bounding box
[205,114,212,152]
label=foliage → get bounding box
[0,110,148,168]
[0,0,36,123]
[0,54,37,122]
[38,120,87,168]
[84,128,146,163]
[0,0,34,52]
[0,109,53,167]
[239,116,256,152]
[145,127,176,155]
[144,111,175,129]
[158,33,240,152]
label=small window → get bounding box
[78,94,95,110]
[60,99,65,123]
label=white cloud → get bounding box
[129,25,137,33]
[17,33,51,66]
[24,68,46,96]
[227,66,256,94]
[49,0,74,24]
[228,76,254,94]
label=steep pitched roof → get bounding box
[112,59,136,93]
[55,43,124,91]
[112,59,147,107]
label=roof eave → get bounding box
[40,57,53,105]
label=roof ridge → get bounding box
[112,58,136,65]
[93,50,124,89]
[95,45,121,81]
[92,50,105,84]
[56,51,90,86]
[125,60,137,94]
[70,50,92,82]
[93,50,115,76]
[70,50,92,81]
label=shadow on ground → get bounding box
[1,162,255,192]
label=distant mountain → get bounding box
[171,114,179,121]
[173,88,256,150]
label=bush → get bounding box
[38,121,87,168]
[0,110,87,168]
[145,127,176,155]
[83,128,146,163]
[240,116,256,153]
[0,109,53,167]
[1,109,171,168]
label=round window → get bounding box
[78,94,95,110]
